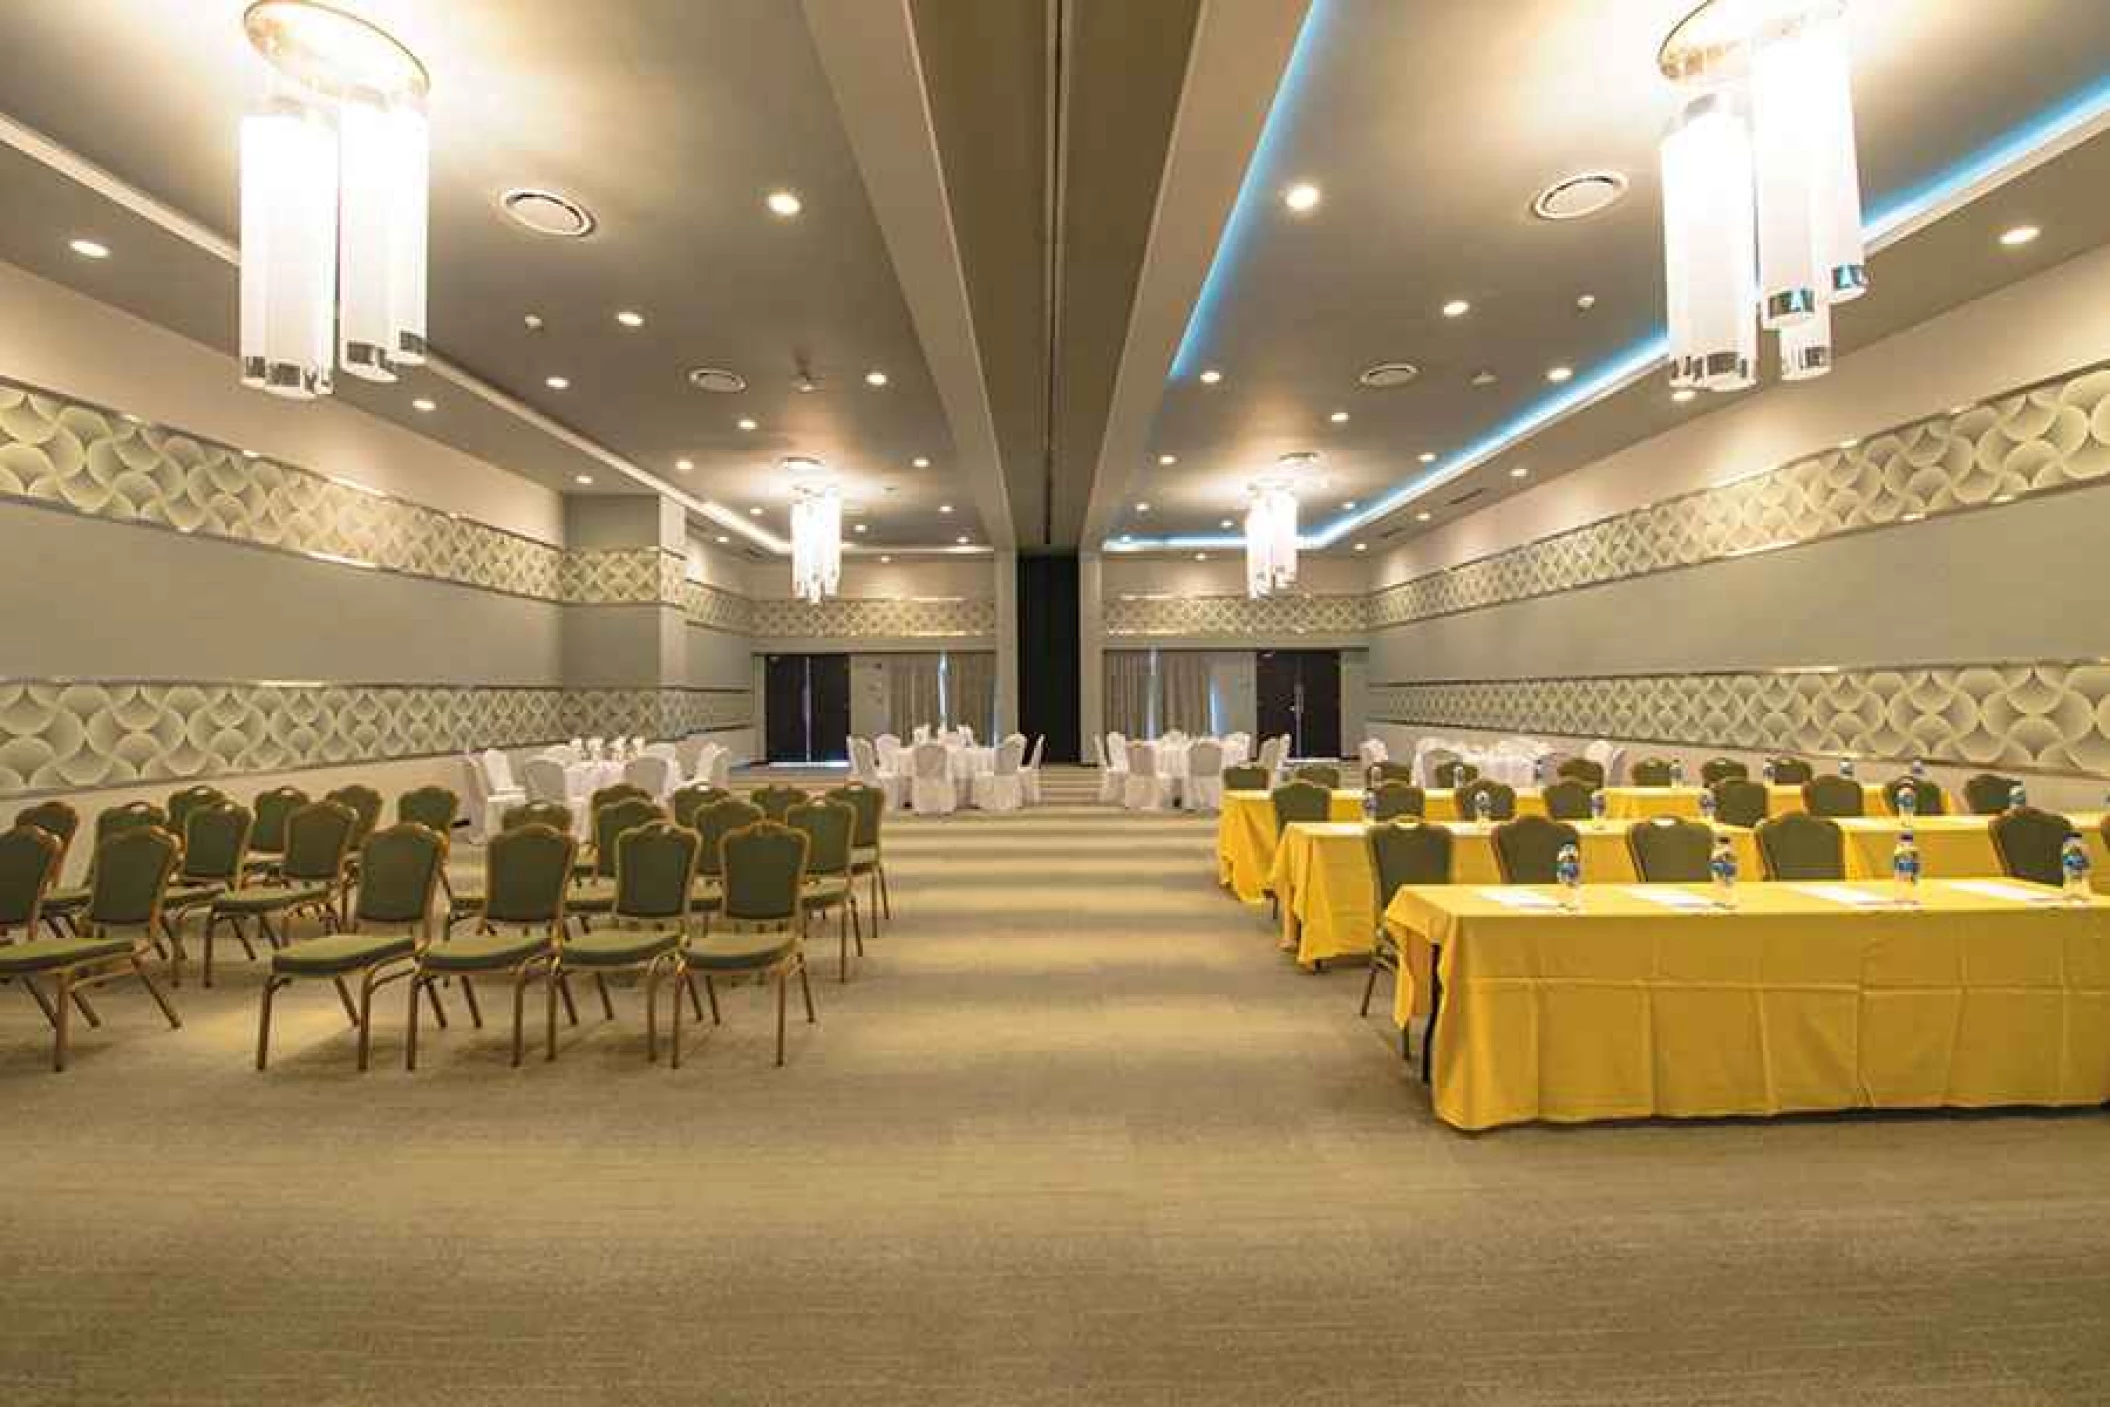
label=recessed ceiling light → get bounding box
[501,188,596,238]
[1470,369,1498,387]
[1329,410,1349,424]
[1999,224,2040,247]
[1353,542,1368,552]
[749,506,763,516]
[1576,293,1598,311]
[574,474,593,486]
[1510,465,1530,479]
[1838,438,1860,449]
[939,504,953,514]
[1193,551,1209,561]
[1119,534,1133,543]
[1199,369,1223,385]
[737,418,757,431]
[68,237,110,259]
[955,535,970,545]
[615,310,644,328]
[1441,298,1470,318]
[854,523,868,533]
[1341,500,1357,509]
[1546,365,1574,383]
[1220,518,1234,529]
[545,375,569,390]
[675,458,693,471]
[242,449,260,460]
[879,554,892,563]
[1416,510,1432,522]
[1531,171,1628,222]
[1672,388,1697,404]
[1135,502,1150,513]
[912,456,930,469]
[411,397,436,412]
[1418,452,1437,464]
[766,190,803,218]
[1158,453,1177,465]
[1359,362,1419,389]
[715,534,729,544]
[522,312,544,331]
[1283,182,1321,213]
[865,370,889,387]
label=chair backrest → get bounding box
[1269,780,1331,831]
[1358,738,1390,766]
[1990,806,2073,887]
[1801,774,1865,818]
[670,784,730,830]
[1627,817,1714,883]
[787,798,855,878]
[1755,813,1844,881]
[325,785,383,847]
[911,742,948,778]
[1293,763,1341,789]
[1963,773,2019,816]
[993,738,1025,777]
[482,823,576,926]
[1024,734,1045,770]
[1371,782,1425,822]
[250,786,308,855]
[592,797,666,878]
[397,786,460,835]
[1768,756,1814,785]
[1492,816,1580,884]
[521,756,568,803]
[676,735,707,780]
[503,800,574,833]
[1222,765,1270,791]
[1431,758,1478,789]
[99,800,168,842]
[181,802,253,883]
[720,820,809,925]
[13,800,80,871]
[825,783,884,850]
[0,824,62,931]
[1711,777,1769,829]
[1458,777,1518,821]
[613,820,699,922]
[167,785,230,844]
[696,797,764,878]
[86,826,182,930]
[624,754,675,796]
[1540,778,1595,821]
[1188,739,1224,779]
[592,782,652,815]
[1884,776,1944,816]
[1126,741,1157,778]
[1555,757,1606,788]
[480,747,518,793]
[1368,821,1453,907]
[1700,757,1749,786]
[1629,757,1676,787]
[355,823,445,926]
[1373,761,1417,785]
[847,736,879,781]
[751,784,810,822]
[280,801,358,885]
[875,734,902,767]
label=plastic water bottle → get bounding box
[2009,782,2028,811]
[1361,788,1377,825]
[1896,782,1918,821]
[1671,758,1686,786]
[1762,759,1776,784]
[2062,834,2092,903]
[1910,757,1927,779]
[1711,834,1739,907]
[1699,788,1717,823]
[1589,788,1607,822]
[1840,756,1857,780]
[1532,756,1545,786]
[1474,791,1492,823]
[1556,842,1583,911]
[1893,829,1921,903]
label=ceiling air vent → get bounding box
[1445,487,1486,508]
[1531,171,1629,222]
[686,368,748,394]
[499,188,597,238]
[1357,362,1420,389]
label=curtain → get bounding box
[945,651,997,737]
[1104,650,1153,739]
[1157,651,1212,736]
[883,653,943,738]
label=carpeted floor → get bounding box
[4,769,2109,1404]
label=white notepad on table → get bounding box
[1476,886,1564,911]
[1794,884,1893,908]
[1623,886,1719,911]
[1945,879,2061,905]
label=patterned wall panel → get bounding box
[1369,364,2110,629]
[559,548,674,605]
[678,577,758,634]
[749,595,997,640]
[1104,592,1369,638]
[1368,662,2110,774]
[0,681,753,799]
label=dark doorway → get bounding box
[763,653,851,763]
[1018,553,1080,763]
[1255,649,1342,760]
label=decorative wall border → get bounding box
[1368,660,2110,777]
[749,595,997,640]
[1367,361,2110,630]
[0,679,753,800]
[1103,592,1368,639]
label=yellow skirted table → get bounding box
[1600,786,1710,820]
[1267,820,1762,966]
[1833,813,2110,888]
[1765,780,1935,817]
[1384,878,2110,1131]
[1418,789,1548,821]
[1216,789,1364,903]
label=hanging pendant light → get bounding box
[785,458,842,604]
[239,86,338,400]
[1245,455,1311,599]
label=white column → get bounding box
[1078,550,1104,749]
[994,549,1018,737]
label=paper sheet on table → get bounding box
[1622,885,1720,910]
[1794,884,1893,908]
[1476,886,1564,910]
[1946,879,2062,904]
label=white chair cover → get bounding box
[480,747,518,795]
[462,753,519,841]
[1185,738,1225,813]
[1020,733,1045,804]
[909,740,955,814]
[520,756,568,804]
[1358,738,1389,767]
[848,736,880,784]
[972,737,1026,812]
[875,734,902,772]
[1100,731,1130,803]
[958,725,975,745]
[1123,740,1171,811]
[624,754,675,797]
[912,724,932,743]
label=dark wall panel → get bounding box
[1017,553,1080,762]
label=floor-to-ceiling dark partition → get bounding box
[1017,552,1080,762]
[1256,649,1342,760]
[763,653,851,763]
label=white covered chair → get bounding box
[912,724,932,743]
[909,740,955,815]
[520,756,568,804]
[874,733,902,774]
[855,736,905,811]
[1123,740,1171,812]
[1358,738,1389,768]
[1019,734,1045,804]
[462,753,517,841]
[958,725,975,745]
[972,737,1026,813]
[624,753,675,797]
[1256,735,1288,782]
[1100,731,1130,804]
[1185,739,1226,813]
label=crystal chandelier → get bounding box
[240,2,429,399]
[1245,458,1310,599]
[786,459,842,604]
[1658,0,1864,393]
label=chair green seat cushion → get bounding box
[851,845,880,868]
[215,882,333,914]
[420,931,551,972]
[802,876,851,906]
[566,878,617,914]
[562,927,681,968]
[164,881,227,911]
[272,932,416,976]
[684,930,798,972]
[42,885,88,914]
[0,935,133,974]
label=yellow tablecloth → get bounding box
[1834,814,2110,888]
[1600,786,1710,820]
[1419,789,1548,821]
[1216,790,1364,903]
[1268,820,1761,965]
[1384,879,2110,1131]
[1765,780,1933,817]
